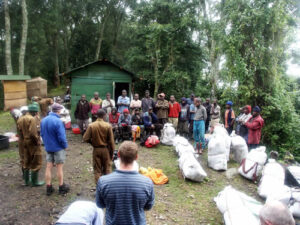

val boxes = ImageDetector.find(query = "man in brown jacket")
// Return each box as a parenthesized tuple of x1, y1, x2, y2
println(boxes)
(83, 109, 115, 184)
(155, 93, 169, 125)
(17, 104, 45, 186)
(38, 98, 54, 118)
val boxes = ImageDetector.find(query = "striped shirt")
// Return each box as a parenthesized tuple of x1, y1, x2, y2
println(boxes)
(96, 170, 155, 225)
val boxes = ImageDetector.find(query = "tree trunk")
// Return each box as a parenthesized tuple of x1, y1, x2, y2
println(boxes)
(94, 16, 108, 61)
(19, 0, 28, 75)
(53, 33, 60, 86)
(4, 0, 13, 75)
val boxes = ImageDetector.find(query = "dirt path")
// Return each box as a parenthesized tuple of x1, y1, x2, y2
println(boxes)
(0, 129, 261, 225)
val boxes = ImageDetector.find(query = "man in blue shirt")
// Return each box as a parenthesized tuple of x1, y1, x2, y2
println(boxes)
(117, 89, 130, 113)
(41, 103, 70, 196)
(96, 141, 155, 225)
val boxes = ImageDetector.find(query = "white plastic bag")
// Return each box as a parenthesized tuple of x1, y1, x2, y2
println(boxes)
(161, 123, 176, 146)
(208, 134, 227, 170)
(238, 146, 267, 181)
(179, 152, 207, 182)
(258, 159, 285, 199)
(213, 125, 231, 161)
(214, 186, 262, 225)
(230, 132, 248, 164)
(289, 188, 300, 218)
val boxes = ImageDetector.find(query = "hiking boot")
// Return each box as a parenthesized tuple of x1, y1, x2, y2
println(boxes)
(24, 169, 31, 186)
(31, 171, 45, 186)
(59, 183, 70, 195)
(46, 185, 55, 196)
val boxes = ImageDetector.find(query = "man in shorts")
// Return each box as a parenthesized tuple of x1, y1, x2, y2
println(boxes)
(41, 103, 70, 196)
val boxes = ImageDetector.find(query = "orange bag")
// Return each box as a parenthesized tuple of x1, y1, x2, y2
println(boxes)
(140, 167, 168, 185)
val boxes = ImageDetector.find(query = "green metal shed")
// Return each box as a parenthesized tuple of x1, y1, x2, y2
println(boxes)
(60, 60, 136, 122)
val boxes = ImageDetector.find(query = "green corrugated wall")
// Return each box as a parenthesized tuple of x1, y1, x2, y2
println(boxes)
(70, 63, 132, 122)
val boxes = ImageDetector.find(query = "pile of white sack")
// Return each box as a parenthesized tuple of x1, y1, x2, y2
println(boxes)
(161, 123, 176, 146)
(173, 136, 207, 182)
(207, 126, 231, 171)
(238, 146, 267, 181)
(214, 186, 263, 225)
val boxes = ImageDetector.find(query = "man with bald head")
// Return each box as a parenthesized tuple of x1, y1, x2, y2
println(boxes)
(259, 201, 295, 225)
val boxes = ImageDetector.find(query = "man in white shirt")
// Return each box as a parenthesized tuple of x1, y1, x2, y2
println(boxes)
(55, 201, 104, 225)
(102, 92, 115, 114)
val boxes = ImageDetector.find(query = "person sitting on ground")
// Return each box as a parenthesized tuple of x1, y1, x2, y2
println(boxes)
(243, 106, 264, 150)
(130, 93, 142, 114)
(193, 98, 207, 154)
(74, 94, 90, 135)
(118, 108, 132, 141)
(55, 201, 104, 225)
(109, 107, 120, 143)
(102, 92, 115, 114)
(224, 101, 235, 135)
(143, 107, 162, 138)
(131, 109, 144, 141)
(41, 103, 69, 196)
(90, 92, 102, 122)
(210, 99, 221, 132)
(117, 89, 130, 114)
(155, 93, 169, 125)
(168, 95, 181, 130)
(178, 97, 190, 138)
(141, 90, 155, 113)
(259, 200, 295, 225)
(236, 105, 252, 142)
(96, 141, 155, 225)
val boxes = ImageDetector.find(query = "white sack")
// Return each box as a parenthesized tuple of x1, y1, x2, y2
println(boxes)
(161, 123, 176, 146)
(288, 166, 300, 185)
(230, 132, 248, 164)
(238, 146, 267, 181)
(213, 125, 231, 161)
(208, 134, 227, 170)
(258, 159, 285, 199)
(289, 189, 300, 218)
(173, 136, 195, 157)
(214, 186, 262, 225)
(179, 152, 207, 182)
(114, 159, 139, 172)
(265, 185, 292, 205)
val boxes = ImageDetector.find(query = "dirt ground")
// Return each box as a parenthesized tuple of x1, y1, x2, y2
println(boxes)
(0, 127, 263, 225)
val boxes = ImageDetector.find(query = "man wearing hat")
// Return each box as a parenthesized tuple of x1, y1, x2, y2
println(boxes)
(41, 103, 69, 196)
(17, 104, 44, 187)
(83, 109, 115, 183)
(244, 106, 264, 150)
(168, 95, 181, 129)
(178, 97, 190, 138)
(155, 93, 169, 125)
(224, 101, 235, 135)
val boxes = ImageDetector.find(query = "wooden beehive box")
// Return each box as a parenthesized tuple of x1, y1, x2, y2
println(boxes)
(26, 77, 47, 99)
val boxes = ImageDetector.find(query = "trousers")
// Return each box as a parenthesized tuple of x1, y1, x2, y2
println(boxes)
(19, 138, 25, 169)
(23, 139, 43, 171)
(168, 118, 178, 129)
(77, 119, 89, 134)
(93, 147, 112, 183)
(193, 120, 205, 148)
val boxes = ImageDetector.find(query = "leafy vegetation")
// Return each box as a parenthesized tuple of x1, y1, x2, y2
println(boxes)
(0, 0, 299, 157)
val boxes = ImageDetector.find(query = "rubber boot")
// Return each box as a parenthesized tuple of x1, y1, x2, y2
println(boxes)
(24, 169, 31, 186)
(31, 171, 45, 186)
(22, 168, 25, 180)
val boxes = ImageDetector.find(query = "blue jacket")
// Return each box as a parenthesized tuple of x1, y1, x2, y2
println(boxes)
(41, 112, 68, 152)
(143, 112, 158, 128)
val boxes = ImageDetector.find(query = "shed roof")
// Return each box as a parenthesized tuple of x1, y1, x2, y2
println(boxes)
(26, 76, 47, 82)
(60, 59, 136, 78)
(0, 75, 31, 81)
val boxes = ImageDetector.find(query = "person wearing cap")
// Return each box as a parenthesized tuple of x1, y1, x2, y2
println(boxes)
(203, 98, 211, 133)
(102, 92, 115, 114)
(178, 97, 190, 138)
(83, 109, 115, 183)
(130, 93, 142, 114)
(143, 107, 162, 137)
(168, 95, 181, 129)
(224, 101, 235, 135)
(141, 90, 155, 113)
(17, 104, 45, 187)
(210, 99, 221, 132)
(118, 108, 132, 141)
(109, 107, 121, 143)
(155, 93, 169, 125)
(186, 93, 195, 105)
(41, 103, 69, 196)
(193, 98, 207, 154)
(90, 92, 103, 122)
(243, 106, 264, 150)
(236, 105, 252, 142)
(117, 90, 130, 114)
(74, 94, 90, 135)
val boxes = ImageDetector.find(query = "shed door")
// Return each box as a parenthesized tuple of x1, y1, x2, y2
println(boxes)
(114, 82, 130, 103)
